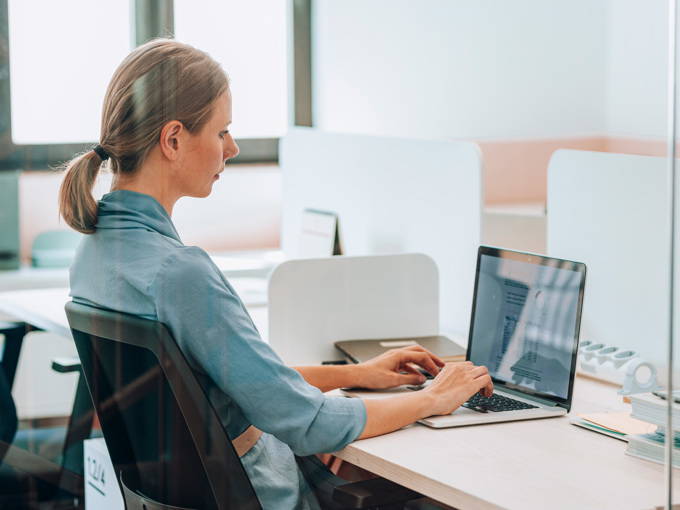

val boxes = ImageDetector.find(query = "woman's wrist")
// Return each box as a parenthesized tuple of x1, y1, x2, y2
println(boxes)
(412, 389, 438, 420)
(346, 362, 367, 388)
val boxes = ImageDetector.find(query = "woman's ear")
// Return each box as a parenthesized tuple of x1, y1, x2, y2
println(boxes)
(159, 121, 184, 161)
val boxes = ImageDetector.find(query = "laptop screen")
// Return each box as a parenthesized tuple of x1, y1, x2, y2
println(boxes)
(467, 246, 586, 407)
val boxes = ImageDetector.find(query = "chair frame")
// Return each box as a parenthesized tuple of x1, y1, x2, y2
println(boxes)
(65, 301, 261, 510)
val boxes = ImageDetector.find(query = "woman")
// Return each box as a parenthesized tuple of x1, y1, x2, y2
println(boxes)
(58, 38, 492, 510)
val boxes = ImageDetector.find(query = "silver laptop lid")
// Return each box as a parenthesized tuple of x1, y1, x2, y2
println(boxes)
(467, 246, 587, 411)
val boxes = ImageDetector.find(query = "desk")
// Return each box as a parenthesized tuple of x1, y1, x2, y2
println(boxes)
(0, 250, 282, 293)
(334, 375, 675, 510)
(1, 289, 677, 509)
(0, 288, 72, 339)
(0, 281, 270, 342)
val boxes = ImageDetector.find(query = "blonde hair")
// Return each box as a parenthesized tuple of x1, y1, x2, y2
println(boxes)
(59, 39, 230, 234)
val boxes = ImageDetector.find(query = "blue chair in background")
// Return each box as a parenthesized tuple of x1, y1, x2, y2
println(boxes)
(31, 230, 82, 269)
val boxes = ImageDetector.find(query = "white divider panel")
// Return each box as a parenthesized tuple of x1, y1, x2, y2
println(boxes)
(547, 149, 674, 383)
(279, 128, 482, 337)
(268, 253, 439, 366)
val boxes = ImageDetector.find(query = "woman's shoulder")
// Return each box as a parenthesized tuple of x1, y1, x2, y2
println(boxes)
(154, 244, 224, 283)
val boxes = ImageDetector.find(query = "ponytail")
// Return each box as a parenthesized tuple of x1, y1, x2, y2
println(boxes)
(58, 39, 229, 235)
(58, 150, 104, 234)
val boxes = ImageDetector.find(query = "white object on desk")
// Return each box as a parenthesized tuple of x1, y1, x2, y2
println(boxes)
(547, 149, 674, 385)
(268, 253, 439, 366)
(280, 128, 482, 339)
(617, 358, 662, 395)
(298, 209, 341, 258)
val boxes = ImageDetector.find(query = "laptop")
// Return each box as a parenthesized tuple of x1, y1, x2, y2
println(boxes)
(335, 335, 466, 364)
(342, 246, 587, 428)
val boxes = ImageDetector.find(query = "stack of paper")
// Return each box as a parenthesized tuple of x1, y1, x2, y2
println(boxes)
(569, 412, 653, 441)
(627, 431, 680, 467)
(629, 391, 680, 428)
(626, 392, 680, 467)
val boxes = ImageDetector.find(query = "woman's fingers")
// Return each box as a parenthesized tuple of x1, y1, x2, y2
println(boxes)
(478, 378, 494, 397)
(424, 362, 494, 415)
(395, 345, 446, 367)
(394, 367, 427, 386)
(393, 350, 443, 378)
(398, 364, 423, 377)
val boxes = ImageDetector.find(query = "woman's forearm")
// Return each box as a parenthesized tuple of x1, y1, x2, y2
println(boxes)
(293, 364, 362, 393)
(293, 345, 443, 393)
(359, 363, 493, 439)
(359, 392, 435, 439)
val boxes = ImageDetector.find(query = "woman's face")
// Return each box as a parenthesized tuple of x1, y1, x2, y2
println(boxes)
(178, 89, 239, 198)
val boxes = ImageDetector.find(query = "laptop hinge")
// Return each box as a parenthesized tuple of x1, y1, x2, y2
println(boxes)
(499, 386, 561, 408)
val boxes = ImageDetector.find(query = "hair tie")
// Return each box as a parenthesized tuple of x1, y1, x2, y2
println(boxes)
(93, 145, 109, 161)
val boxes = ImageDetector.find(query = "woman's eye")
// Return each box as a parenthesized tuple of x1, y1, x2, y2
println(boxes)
(219, 130, 229, 139)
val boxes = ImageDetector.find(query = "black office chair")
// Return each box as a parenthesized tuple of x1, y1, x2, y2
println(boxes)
(65, 301, 422, 510)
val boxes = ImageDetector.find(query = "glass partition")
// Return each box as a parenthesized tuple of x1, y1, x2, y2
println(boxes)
(0, 1, 678, 508)
(312, 0, 674, 506)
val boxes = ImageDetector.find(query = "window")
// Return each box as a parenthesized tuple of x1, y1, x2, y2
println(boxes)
(8, 0, 131, 145)
(0, 0, 300, 169)
(174, 0, 289, 140)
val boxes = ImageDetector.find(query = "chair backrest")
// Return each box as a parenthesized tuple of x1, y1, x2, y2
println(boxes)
(65, 301, 261, 510)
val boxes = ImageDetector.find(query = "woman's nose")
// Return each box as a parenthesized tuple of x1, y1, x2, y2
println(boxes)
(225, 136, 239, 160)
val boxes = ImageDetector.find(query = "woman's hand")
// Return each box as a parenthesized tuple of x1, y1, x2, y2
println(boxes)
(353, 345, 446, 389)
(422, 361, 493, 416)
(358, 360, 493, 439)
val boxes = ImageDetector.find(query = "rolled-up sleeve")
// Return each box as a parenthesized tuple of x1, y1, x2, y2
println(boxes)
(150, 247, 366, 456)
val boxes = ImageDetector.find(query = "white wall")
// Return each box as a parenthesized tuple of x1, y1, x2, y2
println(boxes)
(313, 0, 609, 139)
(313, 0, 671, 141)
(604, 0, 668, 138)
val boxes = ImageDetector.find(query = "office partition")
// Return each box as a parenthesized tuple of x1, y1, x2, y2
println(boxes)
(268, 254, 439, 366)
(547, 149, 675, 384)
(279, 128, 482, 338)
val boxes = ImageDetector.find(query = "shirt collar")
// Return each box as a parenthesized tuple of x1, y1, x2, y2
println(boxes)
(96, 190, 182, 243)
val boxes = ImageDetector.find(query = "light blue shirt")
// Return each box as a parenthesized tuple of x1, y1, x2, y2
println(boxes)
(69, 190, 367, 510)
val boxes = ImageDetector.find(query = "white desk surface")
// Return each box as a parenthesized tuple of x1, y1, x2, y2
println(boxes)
(0, 266, 70, 292)
(210, 250, 283, 279)
(334, 375, 675, 510)
(0, 279, 269, 341)
(2, 286, 676, 509)
(0, 250, 282, 293)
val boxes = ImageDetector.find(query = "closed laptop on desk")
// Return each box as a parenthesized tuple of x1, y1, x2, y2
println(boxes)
(335, 335, 466, 364)
(343, 246, 587, 429)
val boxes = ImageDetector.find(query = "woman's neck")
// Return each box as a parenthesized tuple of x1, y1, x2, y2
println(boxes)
(110, 158, 180, 217)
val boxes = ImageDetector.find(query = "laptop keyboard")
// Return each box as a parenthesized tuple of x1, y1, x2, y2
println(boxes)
(406, 386, 539, 413)
(462, 393, 538, 413)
